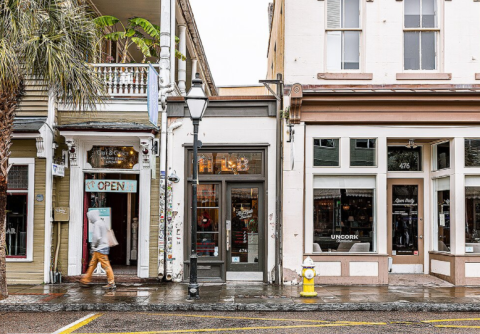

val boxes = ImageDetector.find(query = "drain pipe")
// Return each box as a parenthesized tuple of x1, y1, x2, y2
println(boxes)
(164, 121, 183, 281)
(158, 0, 174, 281)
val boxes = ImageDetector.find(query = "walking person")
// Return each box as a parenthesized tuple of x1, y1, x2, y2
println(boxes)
(80, 210, 116, 290)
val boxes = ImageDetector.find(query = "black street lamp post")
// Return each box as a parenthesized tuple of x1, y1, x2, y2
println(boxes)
(186, 73, 208, 300)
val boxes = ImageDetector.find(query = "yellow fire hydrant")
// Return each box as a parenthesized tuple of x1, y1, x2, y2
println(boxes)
(300, 257, 317, 297)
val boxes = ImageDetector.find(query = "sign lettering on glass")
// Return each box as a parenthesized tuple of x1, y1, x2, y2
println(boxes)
(85, 180, 137, 193)
(87, 146, 138, 169)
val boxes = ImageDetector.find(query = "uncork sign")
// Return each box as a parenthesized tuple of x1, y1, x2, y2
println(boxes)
(85, 179, 137, 193)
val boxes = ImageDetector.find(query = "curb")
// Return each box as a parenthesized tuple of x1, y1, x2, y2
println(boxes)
(3, 302, 480, 312)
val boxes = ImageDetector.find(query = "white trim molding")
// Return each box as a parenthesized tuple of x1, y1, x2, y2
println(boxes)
(6, 158, 35, 263)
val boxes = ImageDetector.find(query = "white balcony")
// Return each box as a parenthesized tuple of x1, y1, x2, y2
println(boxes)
(93, 63, 162, 98)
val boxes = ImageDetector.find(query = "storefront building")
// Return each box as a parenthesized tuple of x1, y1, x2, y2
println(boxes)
(166, 96, 278, 282)
(283, 86, 480, 285)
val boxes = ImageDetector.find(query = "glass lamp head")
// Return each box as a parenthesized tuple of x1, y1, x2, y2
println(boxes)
(186, 73, 208, 121)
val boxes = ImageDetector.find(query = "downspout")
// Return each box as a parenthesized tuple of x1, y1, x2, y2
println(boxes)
(158, 0, 174, 280)
(165, 121, 183, 281)
(43, 90, 55, 283)
(275, 73, 284, 285)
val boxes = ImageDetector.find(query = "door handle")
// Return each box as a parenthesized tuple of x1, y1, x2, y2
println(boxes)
(419, 235, 423, 239)
(226, 220, 231, 251)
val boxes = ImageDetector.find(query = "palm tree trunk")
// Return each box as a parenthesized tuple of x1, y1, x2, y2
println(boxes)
(0, 89, 21, 300)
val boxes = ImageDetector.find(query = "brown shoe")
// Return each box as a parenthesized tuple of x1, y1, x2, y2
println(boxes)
(79, 282, 90, 288)
(102, 284, 117, 290)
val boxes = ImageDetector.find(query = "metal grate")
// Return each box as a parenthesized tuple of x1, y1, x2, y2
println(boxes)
(8, 165, 28, 190)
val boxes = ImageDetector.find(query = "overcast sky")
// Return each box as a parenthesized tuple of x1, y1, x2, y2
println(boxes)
(189, 0, 271, 86)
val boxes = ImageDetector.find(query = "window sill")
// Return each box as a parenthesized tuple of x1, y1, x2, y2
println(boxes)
(396, 73, 452, 80)
(6, 258, 32, 263)
(317, 73, 373, 80)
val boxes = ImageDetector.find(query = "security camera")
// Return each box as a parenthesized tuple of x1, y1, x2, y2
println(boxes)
(168, 172, 180, 183)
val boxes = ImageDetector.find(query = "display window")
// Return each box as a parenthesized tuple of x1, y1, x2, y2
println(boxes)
(465, 187, 480, 253)
(313, 188, 374, 253)
(434, 177, 450, 252)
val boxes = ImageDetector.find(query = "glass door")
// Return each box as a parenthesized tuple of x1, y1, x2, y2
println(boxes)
(226, 183, 264, 272)
(387, 179, 424, 267)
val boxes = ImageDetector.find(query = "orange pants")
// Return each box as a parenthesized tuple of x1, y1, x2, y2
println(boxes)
(80, 252, 115, 285)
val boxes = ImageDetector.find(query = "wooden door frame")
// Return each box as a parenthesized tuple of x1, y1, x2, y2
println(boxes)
(387, 178, 424, 266)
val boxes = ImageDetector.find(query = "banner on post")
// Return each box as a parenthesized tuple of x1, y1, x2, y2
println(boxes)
(147, 64, 159, 126)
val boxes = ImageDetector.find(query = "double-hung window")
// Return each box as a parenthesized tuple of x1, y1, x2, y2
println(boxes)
(404, 0, 439, 70)
(326, 0, 361, 71)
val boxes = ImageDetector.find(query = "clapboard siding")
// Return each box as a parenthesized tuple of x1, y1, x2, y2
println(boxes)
(149, 157, 160, 278)
(7, 140, 46, 284)
(16, 80, 49, 117)
(50, 138, 70, 276)
(58, 110, 151, 125)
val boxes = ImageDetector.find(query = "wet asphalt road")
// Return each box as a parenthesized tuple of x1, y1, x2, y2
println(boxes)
(2, 311, 480, 333)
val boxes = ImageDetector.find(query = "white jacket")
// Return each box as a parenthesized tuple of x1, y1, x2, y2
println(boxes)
(87, 210, 109, 251)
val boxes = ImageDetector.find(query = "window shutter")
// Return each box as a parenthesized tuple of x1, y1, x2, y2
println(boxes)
(327, 0, 341, 29)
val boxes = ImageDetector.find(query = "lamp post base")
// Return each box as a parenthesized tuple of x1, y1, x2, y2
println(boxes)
(187, 283, 200, 300)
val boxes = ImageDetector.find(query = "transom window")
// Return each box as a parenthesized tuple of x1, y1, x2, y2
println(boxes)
(404, 0, 438, 70)
(314, 139, 340, 167)
(326, 0, 361, 71)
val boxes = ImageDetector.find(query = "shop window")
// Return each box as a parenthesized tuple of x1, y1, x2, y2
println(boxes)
(313, 189, 374, 253)
(432, 141, 450, 171)
(326, 0, 361, 71)
(197, 184, 220, 257)
(465, 139, 480, 167)
(388, 146, 422, 172)
(350, 139, 376, 167)
(6, 165, 29, 258)
(434, 178, 450, 252)
(190, 151, 263, 175)
(404, 0, 438, 70)
(314, 139, 339, 167)
(465, 187, 480, 253)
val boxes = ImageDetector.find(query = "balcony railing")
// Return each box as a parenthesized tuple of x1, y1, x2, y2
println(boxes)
(92, 63, 161, 97)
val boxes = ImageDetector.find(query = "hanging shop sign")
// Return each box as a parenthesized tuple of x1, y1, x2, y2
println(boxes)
(87, 146, 138, 169)
(52, 163, 65, 177)
(85, 179, 137, 193)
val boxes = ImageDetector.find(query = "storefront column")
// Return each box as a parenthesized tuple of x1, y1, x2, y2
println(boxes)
(376, 137, 388, 254)
(138, 138, 152, 278)
(66, 138, 83, 276)
(451, 137, 466, 255)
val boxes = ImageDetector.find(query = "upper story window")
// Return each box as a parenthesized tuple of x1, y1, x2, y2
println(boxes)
(314, 139, 340, 167)
(404, 0, 438, 70)
(326, 0, 361, 71)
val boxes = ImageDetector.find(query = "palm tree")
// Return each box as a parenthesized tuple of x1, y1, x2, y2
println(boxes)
(0, 0, 105, 300)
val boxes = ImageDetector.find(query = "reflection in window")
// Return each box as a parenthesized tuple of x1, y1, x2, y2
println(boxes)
(436, 189, 450, 252)
(404, 0, 437, 70)
(313, 189, 374, 253)
(326, 0, 361, 70)
(465, 139, 480, 167)
(196, 184, 219, 257)
(465, 187, 480, 253)
(192, 152, 262, 175)
(350, 139, 376, 166)
(433, 141, 450, 170)
(392, 185, 419, 256)
(6, 194, 27, 257)
(314, 139, 339, 167)
(388, 146, 422, 171)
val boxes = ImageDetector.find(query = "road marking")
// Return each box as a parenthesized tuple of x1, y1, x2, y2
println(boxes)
(53, 313, 103, 334)
(435, 325, 480, 329)
(423, 317, 480, 323)
(75, 323, 364, 334)
(142, 313, 330, 323)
